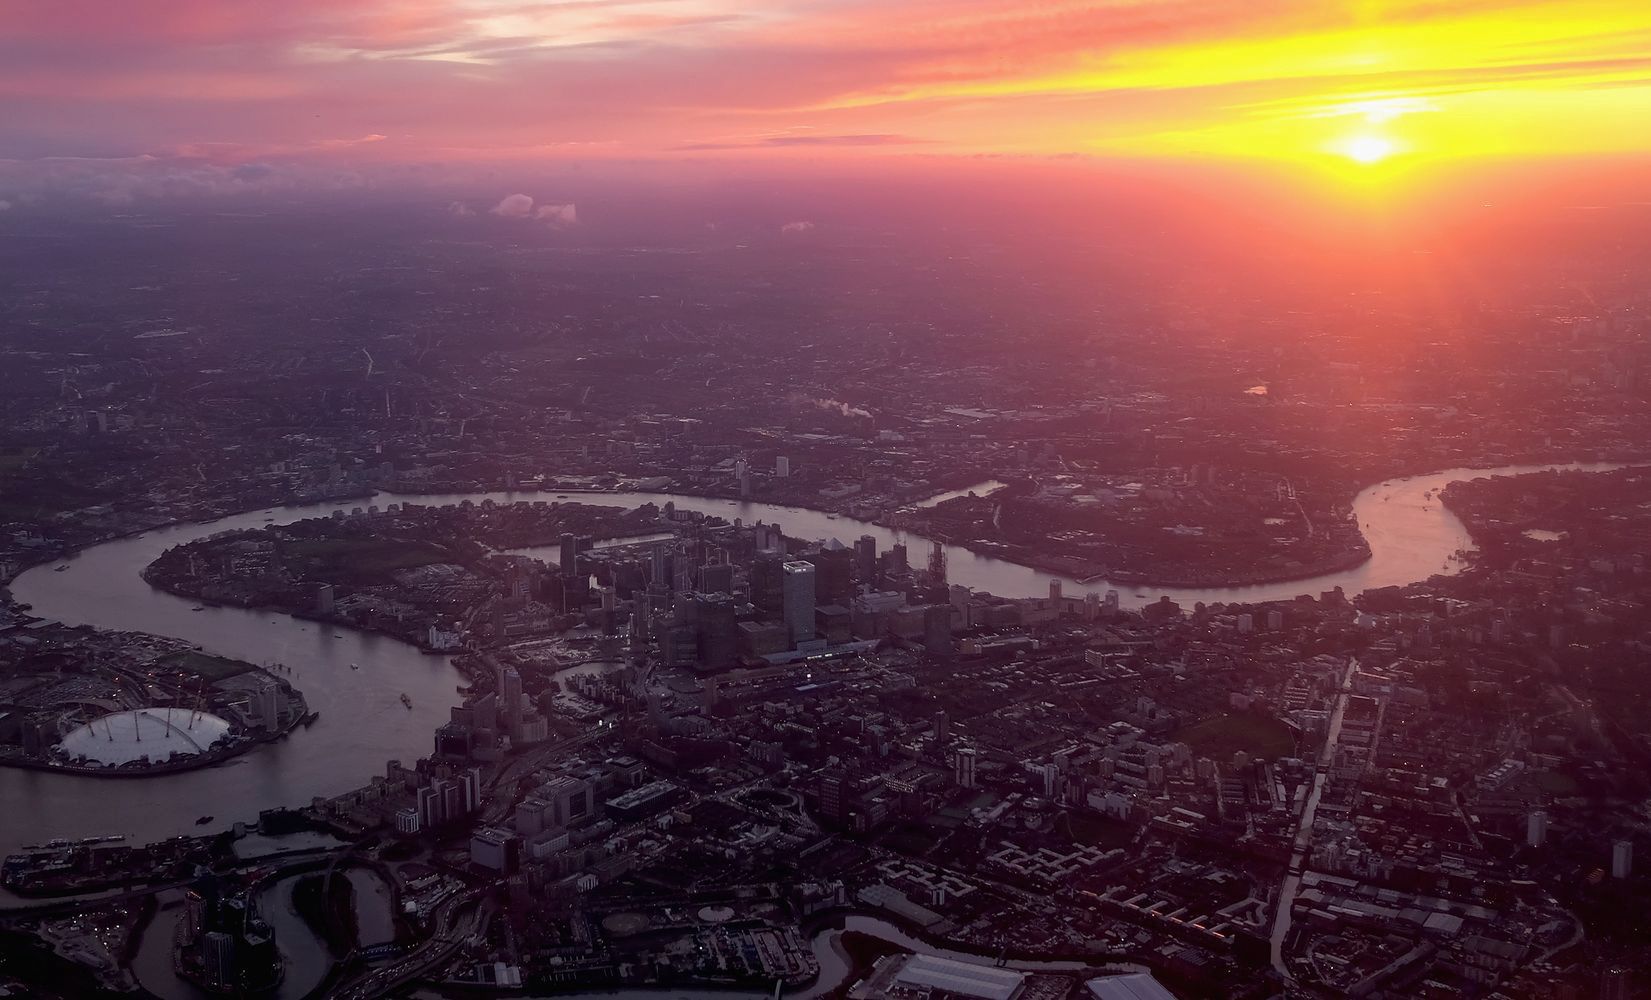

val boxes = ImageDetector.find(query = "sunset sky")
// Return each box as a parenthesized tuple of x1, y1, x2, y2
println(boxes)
(2, 0, 1650, 200)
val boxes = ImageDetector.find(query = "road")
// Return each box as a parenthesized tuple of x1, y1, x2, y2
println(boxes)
(1269, 656, 1358, 981)
(0, 844, 353, 920)
(335, 885, 489, 999)
(479, 729, 608, 827)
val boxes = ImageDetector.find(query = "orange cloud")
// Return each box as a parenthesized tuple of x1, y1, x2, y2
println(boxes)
(0, 0, 1644, 168)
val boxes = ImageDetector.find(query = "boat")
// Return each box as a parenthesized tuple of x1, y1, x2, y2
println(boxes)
(195, 816, 212, 825)
(53, 565, 69, 572)
(350, 663, 359, 670)
(400, 693, 412, 709)
(334, 633, 343, 638)
(191, 606, 204, 612)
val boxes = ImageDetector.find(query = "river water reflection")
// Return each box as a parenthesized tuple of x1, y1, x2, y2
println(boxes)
(3, 461, 1637, 858)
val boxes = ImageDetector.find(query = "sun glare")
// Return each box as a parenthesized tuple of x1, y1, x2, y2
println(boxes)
(1340, 134, 1396, 164)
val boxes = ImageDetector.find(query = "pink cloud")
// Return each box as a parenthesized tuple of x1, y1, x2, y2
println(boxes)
(534, 202, 578, 226)
(485, 193, 578, 225)
(490, 192, 536, 217)
(0, 0, 1645, 174)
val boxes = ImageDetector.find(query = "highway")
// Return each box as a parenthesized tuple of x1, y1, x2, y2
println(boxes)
(335, 884, 490, 999)
(1269, 656, 1357, 982)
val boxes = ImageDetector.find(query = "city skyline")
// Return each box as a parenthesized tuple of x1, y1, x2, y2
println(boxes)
(4, 4, 1651, 998)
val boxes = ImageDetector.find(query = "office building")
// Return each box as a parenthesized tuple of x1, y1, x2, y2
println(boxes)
(927, 540, 947, 585)
(692, 592, 739, 671)
(855, 535, 878, 582)
(851, 953, 1025, 1000)
(783, 560, 817, 645)
(498, 664, 523, 735)
(807, 545, 855, 605)
(923, 604, 953, 656)
(470, 826, 519, 873)
(698, 561, 734, 594)
(750, 552, 785, 616)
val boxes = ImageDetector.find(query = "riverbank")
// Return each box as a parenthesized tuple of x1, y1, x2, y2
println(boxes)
(1079, 544, 1375, 592)
(5, 459, 1646, 863)
(292, 870, 359, 955)
(0, 699, 313, 780)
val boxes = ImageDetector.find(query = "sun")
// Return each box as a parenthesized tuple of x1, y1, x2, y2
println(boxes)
(1339, 134, 1396, 164)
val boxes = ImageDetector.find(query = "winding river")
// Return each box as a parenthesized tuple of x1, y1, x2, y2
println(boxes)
(130, 865, 394, 1000)
(2, 461, 1638, 859)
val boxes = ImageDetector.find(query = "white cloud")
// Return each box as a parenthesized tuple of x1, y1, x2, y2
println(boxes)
(488, 193, 577, 226)
(780, 220, 814, 233)
(447, 200, 474, 216)
(0, 200, 12, 212)
(490, 192, 536, 217)
(534, 202, 578, 227)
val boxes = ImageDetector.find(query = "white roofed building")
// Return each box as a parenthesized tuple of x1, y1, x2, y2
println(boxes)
(1085, 973, 1180, 1000)
(851, 954, 1026, 1000)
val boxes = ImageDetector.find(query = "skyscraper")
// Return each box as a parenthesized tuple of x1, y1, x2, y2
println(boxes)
(692, 592, 738, 671)
(750, 552, 785, 616)
(806, 545, 854, 605)
(782, 560, 816, 645)
(498, 664, 523, 736)
(1526, 810, 1548, 848)
(927, 539, 947, 586)
(699, 561, 735, 594)
(1613, 839, 1634, 878)
(923, 603, 953, 656)
(854, 535, 877, 582)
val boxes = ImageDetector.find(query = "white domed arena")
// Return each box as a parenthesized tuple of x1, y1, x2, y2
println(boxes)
(56, 708, 233, 766)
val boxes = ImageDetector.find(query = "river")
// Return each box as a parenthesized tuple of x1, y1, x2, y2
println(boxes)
(3, 461, 1638, 860)
(131, 873, 333, 1000)
(398, 460, 1638, 607)
(4, 496, 466, 858)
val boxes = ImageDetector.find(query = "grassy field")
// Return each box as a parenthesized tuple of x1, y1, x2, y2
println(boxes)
(1062, 811, 1138, 848)
(161, 650, 256, 681)
(1172, 713, 1297, 760)
(1532, 770, 1579, 796)
(0, 448, 39, 472)
(287, 537, 448, 576)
